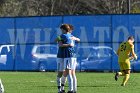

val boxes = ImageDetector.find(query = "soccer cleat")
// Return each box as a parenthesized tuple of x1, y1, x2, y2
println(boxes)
(115, 72, 119, 81)
(121, 83, 125, 87)
(67, 91, 74, 93)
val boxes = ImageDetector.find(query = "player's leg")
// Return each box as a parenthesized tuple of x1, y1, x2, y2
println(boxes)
(121, 61, 131, 86)
(0, 79, 4, 93)
(64, 58, 73, 93)
(61, 70, 67, 93)
(71, 70, 77, 93)
(115, 62, 125, 81)
(57, 58, 64, 93)
(67, 69, 73, 93)
(71, 58, 77, 93)
(118, 71, 125, 76)
(57, 72, 63, 93)
(121, 69, 130, 86)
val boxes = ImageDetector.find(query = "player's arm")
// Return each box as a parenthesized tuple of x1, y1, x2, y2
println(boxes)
(55, 36, 69, 47)
(71, 36, 80, 42)
(131, 45, 137, 60)
(59, 43, 74, 47)
(54, 36, 61, 42)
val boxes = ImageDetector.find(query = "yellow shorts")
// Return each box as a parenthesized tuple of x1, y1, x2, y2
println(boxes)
(119, 61, 131, 71)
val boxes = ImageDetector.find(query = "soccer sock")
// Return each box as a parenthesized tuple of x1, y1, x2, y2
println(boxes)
(122, 74, 130, 85)
(118, 72, 125, 76)
(0, 79, 4, 93)
(57, 77, 61, 92)
(61, 76, 67, 90)
(67, 74, 73, 91)
(72, 75, 77, 92)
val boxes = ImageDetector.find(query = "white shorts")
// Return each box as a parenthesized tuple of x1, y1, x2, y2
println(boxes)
(64, 58, 77, 70)
(57, 58, 64, 71)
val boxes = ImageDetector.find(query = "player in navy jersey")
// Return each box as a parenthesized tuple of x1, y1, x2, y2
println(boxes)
(55, 29, 67, 93)
(59, 24, 80, 93)
(55, 24, 74, 93)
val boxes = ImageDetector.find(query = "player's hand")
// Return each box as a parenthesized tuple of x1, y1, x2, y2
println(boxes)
(70, 36, 80, 42)
(70, 36, 76, 40)
(69, 43, 74, 47)
(58, 42, 63, 47)
(129, 56, 134, 60)
(134, 54, 138, 60)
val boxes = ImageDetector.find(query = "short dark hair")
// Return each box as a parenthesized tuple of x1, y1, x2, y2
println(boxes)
(128, 36, 134, 40)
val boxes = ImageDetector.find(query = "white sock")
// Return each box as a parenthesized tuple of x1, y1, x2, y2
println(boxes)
(67, 74, 73, 91)
(72, 75, 77, 92)
(61, 76, 67, 90)
(57, 77, 61, 92)
(0, 79, 4, 93)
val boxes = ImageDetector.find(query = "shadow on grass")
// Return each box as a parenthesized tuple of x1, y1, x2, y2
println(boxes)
(36, 85, 108, 88)
(77, 85, 108, 87)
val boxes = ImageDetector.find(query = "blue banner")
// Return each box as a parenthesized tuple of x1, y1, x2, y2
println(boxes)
(15, 16, 62, 44)
(63, 15, 111, 43)
(0, 15, 139, 71)
(0, 18, 15, 44)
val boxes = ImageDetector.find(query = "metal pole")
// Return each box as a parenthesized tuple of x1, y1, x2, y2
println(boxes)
(128, 0, 131, 14)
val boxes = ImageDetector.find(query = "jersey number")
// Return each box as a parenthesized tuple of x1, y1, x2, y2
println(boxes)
(121, 43, 126, 51)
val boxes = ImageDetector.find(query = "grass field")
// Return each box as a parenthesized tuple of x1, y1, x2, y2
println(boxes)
(0, 72, 140, 93)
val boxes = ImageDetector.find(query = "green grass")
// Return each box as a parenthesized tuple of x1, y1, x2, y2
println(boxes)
(0, 72, 140, 93)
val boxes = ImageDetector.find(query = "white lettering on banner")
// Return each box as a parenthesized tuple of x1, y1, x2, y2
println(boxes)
(79, 27, 89, 43)
(112, 43, 119, 53)
(93, 27, 110, 55)
(7, 26, 140, 59)
(16, 29, 29, 58)
(94, 27, 110, 42)
(7, 29, 15, 43)
(112, 26, 129, 52)
(34, 28, 41, 43)
(79, 27, 90, 54)
(113, 26, 129, 42)
(16, 29, 29, 44)
(43, 28, 52, 43)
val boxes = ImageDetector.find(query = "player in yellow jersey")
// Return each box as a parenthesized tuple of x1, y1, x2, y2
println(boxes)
(115, 36, 137, 86)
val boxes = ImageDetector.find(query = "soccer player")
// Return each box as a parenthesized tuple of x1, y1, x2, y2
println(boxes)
(59, 24, 80, 93)
(115, 36, 137, 86)
(60, 24, 80, 93)
(56, 24, 79, 93)
(55, 27, 68, 93)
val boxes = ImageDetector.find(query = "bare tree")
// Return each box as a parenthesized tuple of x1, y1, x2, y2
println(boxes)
(131, 0, 140, 13)
(0, 0, 139, 17)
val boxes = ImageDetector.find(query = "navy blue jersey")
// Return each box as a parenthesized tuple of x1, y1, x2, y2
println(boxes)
(61, 33, 76, 58)
(57, 47, 64, 58)
(57, 35, 64, 58)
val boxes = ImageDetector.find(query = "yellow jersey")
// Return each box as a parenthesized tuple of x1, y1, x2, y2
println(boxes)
(118, 41, 134, 62)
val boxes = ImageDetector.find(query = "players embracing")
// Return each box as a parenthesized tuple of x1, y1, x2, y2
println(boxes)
(55, 24, 80, 93)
